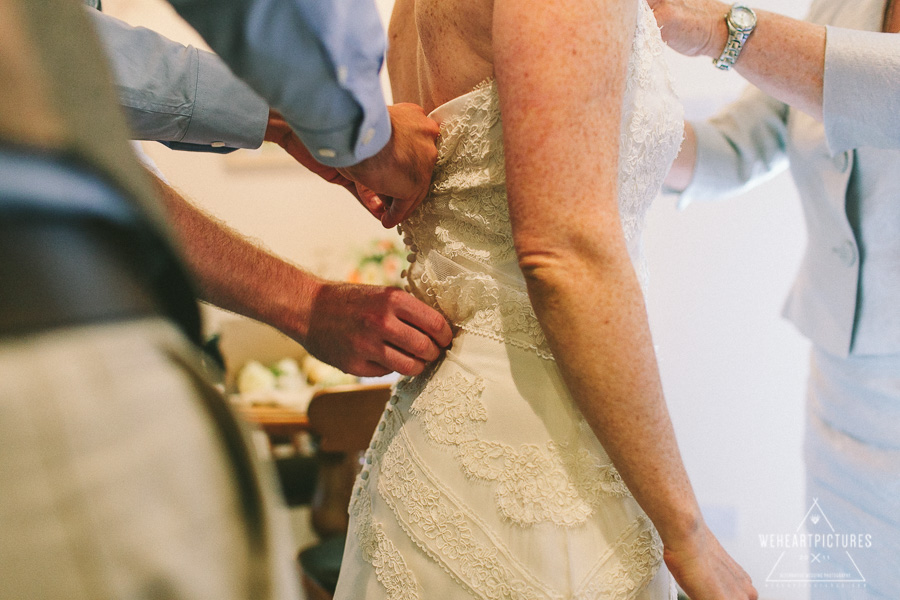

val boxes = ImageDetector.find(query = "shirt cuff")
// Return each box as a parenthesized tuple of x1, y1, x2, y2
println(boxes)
(293, 97, 391, 169)
(823, 26, 900, 154)
(181, 49, 269, 150)
(676, 120, 747, 210)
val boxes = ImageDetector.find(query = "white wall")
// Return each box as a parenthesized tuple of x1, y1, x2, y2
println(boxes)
(103, 2, 814, 597)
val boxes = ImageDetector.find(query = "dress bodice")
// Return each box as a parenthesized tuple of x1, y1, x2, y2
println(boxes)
(401, 0, 683, 359)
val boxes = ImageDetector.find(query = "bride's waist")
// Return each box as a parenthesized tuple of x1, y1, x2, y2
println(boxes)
(406, 250, 554, 360)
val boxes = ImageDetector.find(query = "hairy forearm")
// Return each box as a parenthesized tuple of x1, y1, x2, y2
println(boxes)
(150, 173, 319, 339)
(522, 250, 702, 545)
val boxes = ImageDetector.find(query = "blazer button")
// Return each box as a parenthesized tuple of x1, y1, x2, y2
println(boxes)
(832, 239, 857, 267)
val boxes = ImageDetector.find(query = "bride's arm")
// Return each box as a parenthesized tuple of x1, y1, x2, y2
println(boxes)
(493, 1, 755, 598)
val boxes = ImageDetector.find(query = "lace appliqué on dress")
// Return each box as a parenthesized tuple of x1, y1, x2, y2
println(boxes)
(617, 1, 685, 285)
(378, 425, 562, 600)
(404, 367, 630, 527)
(574, 516, 666, 600)
(349, 485, 419, 600)
(372, 408, 664, 600)
(348, 394, 420, 600)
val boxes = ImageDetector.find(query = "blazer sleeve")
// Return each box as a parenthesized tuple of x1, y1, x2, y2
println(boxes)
(86, 8, 269, 151)
(677, 85, 791, 208)
(166, 0, 391, 168)
(823, 26, 900, 153)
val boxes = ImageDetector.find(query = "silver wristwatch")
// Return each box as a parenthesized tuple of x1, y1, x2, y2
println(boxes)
(713, 4, 757, 70)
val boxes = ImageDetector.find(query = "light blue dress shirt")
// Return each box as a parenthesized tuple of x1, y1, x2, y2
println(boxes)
(87, 9, 270, 152)
(166, 0, 391, 168)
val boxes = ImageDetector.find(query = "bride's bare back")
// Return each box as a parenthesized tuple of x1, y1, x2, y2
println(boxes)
(387, 0, 494, 112)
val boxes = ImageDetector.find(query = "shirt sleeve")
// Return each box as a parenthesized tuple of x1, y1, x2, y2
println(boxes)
(678, 85, 791, 209)
(823, 26, 900, 153)
(166, 0, 391, 168)
(85, 8, 269, 151)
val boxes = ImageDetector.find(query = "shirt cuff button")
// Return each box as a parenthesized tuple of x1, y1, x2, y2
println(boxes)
(317, 148, 337, 158)
(210, 141, 225, 148)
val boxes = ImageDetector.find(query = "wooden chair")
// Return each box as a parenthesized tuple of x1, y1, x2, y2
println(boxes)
(298, 383, 392, 600)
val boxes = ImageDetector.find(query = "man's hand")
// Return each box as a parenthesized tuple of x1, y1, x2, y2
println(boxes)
(265, 111, 386, 215)
(648, 0, 729, 58)
(301, 281, 453, 377)
(338, 103, 440, 228)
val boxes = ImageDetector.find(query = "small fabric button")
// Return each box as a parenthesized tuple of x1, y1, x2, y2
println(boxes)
(361, 127, 376, 146)
(210, 141, 225, 148)
(318, 148, 337, 158)
(337, 65, 349, 84)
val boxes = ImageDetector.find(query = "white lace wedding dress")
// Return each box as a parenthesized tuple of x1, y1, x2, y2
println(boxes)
(333, 2, 684, 599)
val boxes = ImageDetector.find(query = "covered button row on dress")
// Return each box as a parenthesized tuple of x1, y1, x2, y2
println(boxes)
(397, 224, 417, 293)
(356, 392, 401, 494)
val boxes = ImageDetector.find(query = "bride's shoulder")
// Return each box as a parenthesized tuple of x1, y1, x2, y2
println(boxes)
(388, 0, 494, 110)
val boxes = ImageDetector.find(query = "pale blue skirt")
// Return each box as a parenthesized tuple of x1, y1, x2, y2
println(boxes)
(805, 348, 900, 599)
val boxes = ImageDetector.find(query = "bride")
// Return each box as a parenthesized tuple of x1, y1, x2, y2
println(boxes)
(334, 0, 757, 598)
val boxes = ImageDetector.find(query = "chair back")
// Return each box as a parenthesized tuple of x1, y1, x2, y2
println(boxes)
(305, 383, 391, 537)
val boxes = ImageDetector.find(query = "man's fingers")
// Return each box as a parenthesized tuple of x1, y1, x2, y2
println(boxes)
(381, 187, 428, 227)
(381, 198, 411, 228)
(399, 188, 430, 223)
(356, 185, 386, 219)
(383, 321, 443, 363)
(357, 188, 387, 219)
(393, 295, 453, 347)
(375, 344, 427, 376)
(355, 361, 393, 378)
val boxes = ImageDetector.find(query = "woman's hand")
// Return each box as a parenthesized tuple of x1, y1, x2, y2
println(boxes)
(647, 0, 729, 58)
(664, 524, 758, 600)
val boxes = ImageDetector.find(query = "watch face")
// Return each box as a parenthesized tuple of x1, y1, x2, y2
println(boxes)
(731, 6, 757, 30)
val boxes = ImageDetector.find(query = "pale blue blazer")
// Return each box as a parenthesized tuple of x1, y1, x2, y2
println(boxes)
(681, 0, 900, 358)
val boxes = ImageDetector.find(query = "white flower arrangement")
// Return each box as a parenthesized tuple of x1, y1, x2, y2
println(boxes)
(235, 356, 357, 410)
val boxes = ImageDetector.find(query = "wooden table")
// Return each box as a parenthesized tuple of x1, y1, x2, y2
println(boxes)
(237, 404, 310, 446)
